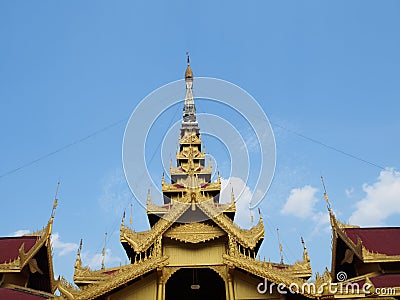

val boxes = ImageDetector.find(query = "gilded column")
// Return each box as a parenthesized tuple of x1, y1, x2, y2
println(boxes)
(157, 269, 163, 300)
(227, 271, 235, 300)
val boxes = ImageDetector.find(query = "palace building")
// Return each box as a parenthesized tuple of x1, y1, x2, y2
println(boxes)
(1, 59, 400, 299)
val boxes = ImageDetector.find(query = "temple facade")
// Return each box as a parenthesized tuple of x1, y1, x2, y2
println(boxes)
(1, 59, 400, 299)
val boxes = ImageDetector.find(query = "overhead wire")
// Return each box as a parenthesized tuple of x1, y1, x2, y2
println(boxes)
(0, 118, 128, 179)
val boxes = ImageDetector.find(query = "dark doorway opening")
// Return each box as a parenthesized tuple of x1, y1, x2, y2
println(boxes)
(165, 268, 226, 300)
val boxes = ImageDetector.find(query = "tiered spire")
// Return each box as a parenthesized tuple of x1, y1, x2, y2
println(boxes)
(182, 53, 198, 132)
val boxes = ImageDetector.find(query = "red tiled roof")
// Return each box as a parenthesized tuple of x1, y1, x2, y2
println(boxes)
(344, 227, 400, 256)
(0, 288, 47, 299)
(102, 269, 118, 275)
(356, 274, 400, 288)
(0, 236, 38, 264)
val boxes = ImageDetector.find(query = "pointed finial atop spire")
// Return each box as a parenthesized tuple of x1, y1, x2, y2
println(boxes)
(78, 239, 83, 254)
(185, 52, 193, 79)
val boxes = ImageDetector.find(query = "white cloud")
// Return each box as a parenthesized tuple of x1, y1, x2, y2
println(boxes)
(51, 233, 79, 256)
(221, 177, 255, 229)
(11, 229, 30, 236)
(349, 169, 400, 226)
(345, 187, 354, 198)
(81, 248, 122, 269)
(310, 211, 330, 236)
(281, 185, 318, 219)
(99, 169, 132, 216)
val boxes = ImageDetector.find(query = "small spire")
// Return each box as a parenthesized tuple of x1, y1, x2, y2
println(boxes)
(75, 239, 83, 269)
(277, 228, 284, 264)
(146, 189, 152, 205)
(301, 237, 310, 263)
(101, 232, 107, 270)
(130, 203, 133, 225)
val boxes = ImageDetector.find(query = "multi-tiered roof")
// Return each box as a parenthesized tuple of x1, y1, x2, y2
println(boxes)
(57, 58, 312, 300)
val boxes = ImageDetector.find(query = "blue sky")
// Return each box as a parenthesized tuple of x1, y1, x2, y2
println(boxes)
(1, 1, 399, 282)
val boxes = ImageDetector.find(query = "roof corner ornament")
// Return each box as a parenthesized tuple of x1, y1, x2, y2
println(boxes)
(51, 181, 60, 219)
(258, 207, 263, 221)
(75, 239, 83, 269)
(121, 210, 126, 226)
(321, 176, 331, 209)
(301, 237, 310, 263)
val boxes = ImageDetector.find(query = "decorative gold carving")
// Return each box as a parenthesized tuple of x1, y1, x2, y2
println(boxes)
(284, 259, 312, 278)
(228, 235, 238, 257)
(222, 254, 310, 293)
(164, 223, 225, 243)
(71, 256, 169, 300)
(28, 258, 43, 274)
(121, 202, 190, 252)
(209, 265, 228, 283)
(362, 246, 400, 263)
(74, 265, 126, 285)
(197, 201, 264, 249)
(179, 133, 201, 145)
(312, 268, 332, 295)
(56, 276, 78, 300)
(161, 266, 180, 283)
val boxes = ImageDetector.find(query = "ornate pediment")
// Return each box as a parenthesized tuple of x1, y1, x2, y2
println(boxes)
(164, 222, 226, 243)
